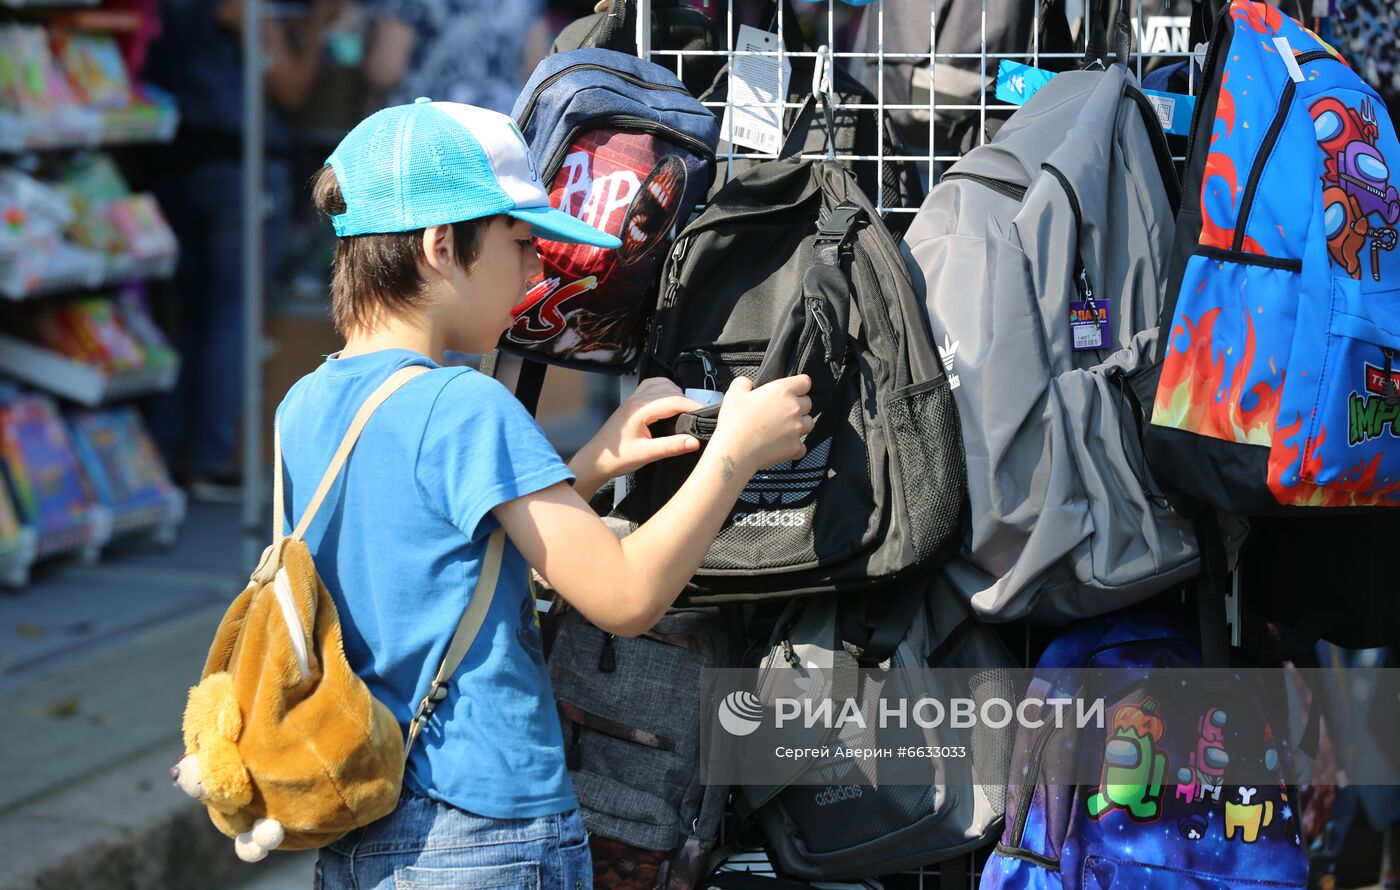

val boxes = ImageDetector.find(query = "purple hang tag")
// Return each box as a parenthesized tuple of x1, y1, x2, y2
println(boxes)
(1070, 300, 1111, 351)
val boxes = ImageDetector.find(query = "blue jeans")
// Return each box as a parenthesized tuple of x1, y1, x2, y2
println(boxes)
(316, 790, 593, 889)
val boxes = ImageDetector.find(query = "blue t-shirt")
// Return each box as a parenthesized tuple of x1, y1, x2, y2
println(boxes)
(274, 349, 577, 818)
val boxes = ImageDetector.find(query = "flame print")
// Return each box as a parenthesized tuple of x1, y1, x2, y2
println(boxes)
(1155, 304, 1283, 445)
(1268, 416, 1400, 506)
(1231, 1, 1283, 35)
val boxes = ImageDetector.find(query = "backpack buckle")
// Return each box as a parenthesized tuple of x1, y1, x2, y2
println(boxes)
(413, 681, 451, 723)
(815, 204, 864, 247)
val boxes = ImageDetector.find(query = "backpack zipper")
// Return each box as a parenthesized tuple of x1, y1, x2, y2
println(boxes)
(940, 172, 1028, 201)
(1233, 50, 1340, 252)
(1043, 163, 1098, 321)
(541, 115, 716, 185)
(1011, 723, 1055, 847)
(517, 64, 691, 131)
(647, 236, 692, 370)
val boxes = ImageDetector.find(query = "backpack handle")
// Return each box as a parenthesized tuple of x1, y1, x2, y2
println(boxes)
(273, 365, 431, 543)
(663, 203, 863, 443)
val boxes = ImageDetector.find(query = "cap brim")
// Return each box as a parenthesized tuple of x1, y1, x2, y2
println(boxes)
(510, 206, 622, 248)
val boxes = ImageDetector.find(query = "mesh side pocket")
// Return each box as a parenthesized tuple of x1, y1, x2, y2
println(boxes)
(883, 378, 966, 564)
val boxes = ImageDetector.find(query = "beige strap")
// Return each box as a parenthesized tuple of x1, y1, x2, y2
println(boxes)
(273, 421, 285, 541)
(276, 366, 430, 542)
(406, 527, 507, 755)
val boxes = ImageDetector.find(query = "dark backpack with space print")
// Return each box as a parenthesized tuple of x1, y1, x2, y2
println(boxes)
(615, 158, 966, 602)
(507, 49, 719, 373)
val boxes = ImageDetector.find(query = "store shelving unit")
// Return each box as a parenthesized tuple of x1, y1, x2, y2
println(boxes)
(0, 3, 183, 580)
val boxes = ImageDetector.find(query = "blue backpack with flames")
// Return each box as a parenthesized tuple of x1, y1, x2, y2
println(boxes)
(1144, 0, 1400, 512)
(981, 612, 1309, 890)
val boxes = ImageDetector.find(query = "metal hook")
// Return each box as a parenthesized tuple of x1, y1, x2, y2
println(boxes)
(813, 43, 837, 161)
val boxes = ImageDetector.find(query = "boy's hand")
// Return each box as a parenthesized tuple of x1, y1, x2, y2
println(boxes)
(569, 378, 702, 500)
(709, 375, 814, 475)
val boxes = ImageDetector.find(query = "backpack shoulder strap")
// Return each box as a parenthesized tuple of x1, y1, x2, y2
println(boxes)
(274, 365, 431, 542)
(406, 527, 507, 755)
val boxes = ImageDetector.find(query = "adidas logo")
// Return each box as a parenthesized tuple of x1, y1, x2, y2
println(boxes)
(736, 438, 831, 508)
(942, 336, 961, 390)
(814, 784, 865, 807)
(732, 511, 806, 528)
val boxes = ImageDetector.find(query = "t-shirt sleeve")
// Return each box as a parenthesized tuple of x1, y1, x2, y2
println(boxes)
(415, 370, 575, 542)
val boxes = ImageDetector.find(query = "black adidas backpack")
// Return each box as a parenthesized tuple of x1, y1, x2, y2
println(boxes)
(614, 158, 966, 602)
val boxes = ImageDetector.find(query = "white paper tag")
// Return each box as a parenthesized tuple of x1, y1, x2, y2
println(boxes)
(1147, 93, 1176, 130)
(1193, 41, 1210, 71)
(1273, 37, 1306, 83)
(719, 26, 791, 155)
(684, 387, 725, 407)
(1073, 324, 1105, 350)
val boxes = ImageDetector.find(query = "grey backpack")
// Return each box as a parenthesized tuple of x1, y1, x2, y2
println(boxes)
(741, 581, 1017, 879)
(548, 602, 740, 890)
(904, 65, 1199, 622)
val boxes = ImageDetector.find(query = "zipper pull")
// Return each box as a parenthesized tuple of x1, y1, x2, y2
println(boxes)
(599, 634, 617, 673)
(695, 349, 718, 390)
(807, 299, 836, 367)
(1383, 348, 1399, 407)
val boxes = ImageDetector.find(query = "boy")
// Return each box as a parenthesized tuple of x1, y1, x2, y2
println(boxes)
(278, 98, 813, 888)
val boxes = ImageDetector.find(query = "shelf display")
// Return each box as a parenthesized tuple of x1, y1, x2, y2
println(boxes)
(0, 159, 177, 299)
(0, 290, 179, 405)
(0, 23, 178, 152)
(0, 389, 105, 561)
(67, 405, 183, 544)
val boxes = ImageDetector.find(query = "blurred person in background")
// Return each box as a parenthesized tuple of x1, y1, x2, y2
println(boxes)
(143, 0, 342, 496)
(363, 0, 551, 114)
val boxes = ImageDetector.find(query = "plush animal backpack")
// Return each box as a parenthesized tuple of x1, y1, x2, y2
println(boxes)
(981, 611, 1309, 890)
(173, 367, 506, 861)
(1144, 0, 1400, 512)
(616, 158, 966, 601)
(903, 64, 1198, 623)
(506, 48, 719, 372)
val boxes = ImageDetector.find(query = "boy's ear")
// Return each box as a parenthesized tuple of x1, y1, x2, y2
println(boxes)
(421, 225, 455, 280)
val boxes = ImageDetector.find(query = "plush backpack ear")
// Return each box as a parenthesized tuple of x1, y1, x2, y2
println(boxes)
(182, 672, 253, 812)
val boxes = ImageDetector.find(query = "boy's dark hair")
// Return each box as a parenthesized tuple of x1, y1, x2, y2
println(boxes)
(311, 165, 498, 334)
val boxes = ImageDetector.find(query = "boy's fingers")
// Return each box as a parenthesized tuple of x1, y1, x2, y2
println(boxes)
(636, 377, 684, 397)
(647, 434, 701, 459)
(727, 376, 754, 394)
(786, 374, 812, 395)
(638, 396, 705, 423)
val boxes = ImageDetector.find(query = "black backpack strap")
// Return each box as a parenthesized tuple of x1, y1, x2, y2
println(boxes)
(839, 581, 925, 667)
(479, 349, 549, 416)
(1194, 509, 1232, 669)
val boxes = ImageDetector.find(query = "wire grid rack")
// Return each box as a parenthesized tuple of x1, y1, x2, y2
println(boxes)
(625, 0, 1199, 885)
(640, 0, 1200, 213)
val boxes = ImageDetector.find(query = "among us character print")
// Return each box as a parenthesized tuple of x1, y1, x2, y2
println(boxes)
(506, 131, 707, 369)
(1313, 96, 1400, 280)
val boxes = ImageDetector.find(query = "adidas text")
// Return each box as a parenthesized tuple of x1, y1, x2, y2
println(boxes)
(732, 512, 807, 528)
(815, 784, 865, 807)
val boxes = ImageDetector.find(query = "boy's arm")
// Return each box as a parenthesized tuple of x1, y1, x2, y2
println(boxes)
(495, 375, 813, 636)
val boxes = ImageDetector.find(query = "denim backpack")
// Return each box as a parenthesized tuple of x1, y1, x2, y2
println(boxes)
(981, 612, 1309, 890)
(507, 49, 719, 373)
(1144, 0, 1400, 512)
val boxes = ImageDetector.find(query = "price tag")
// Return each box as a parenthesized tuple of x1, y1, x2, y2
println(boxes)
(1070, 300, 1111, 351)
(684, 387, 725, 407)
(995, 61, 1057, 106)
(1143, 89, 1196, 136)
(719, 26, 791, 154)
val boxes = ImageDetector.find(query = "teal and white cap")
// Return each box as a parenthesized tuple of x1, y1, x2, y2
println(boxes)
(325, 98, 621, 247)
